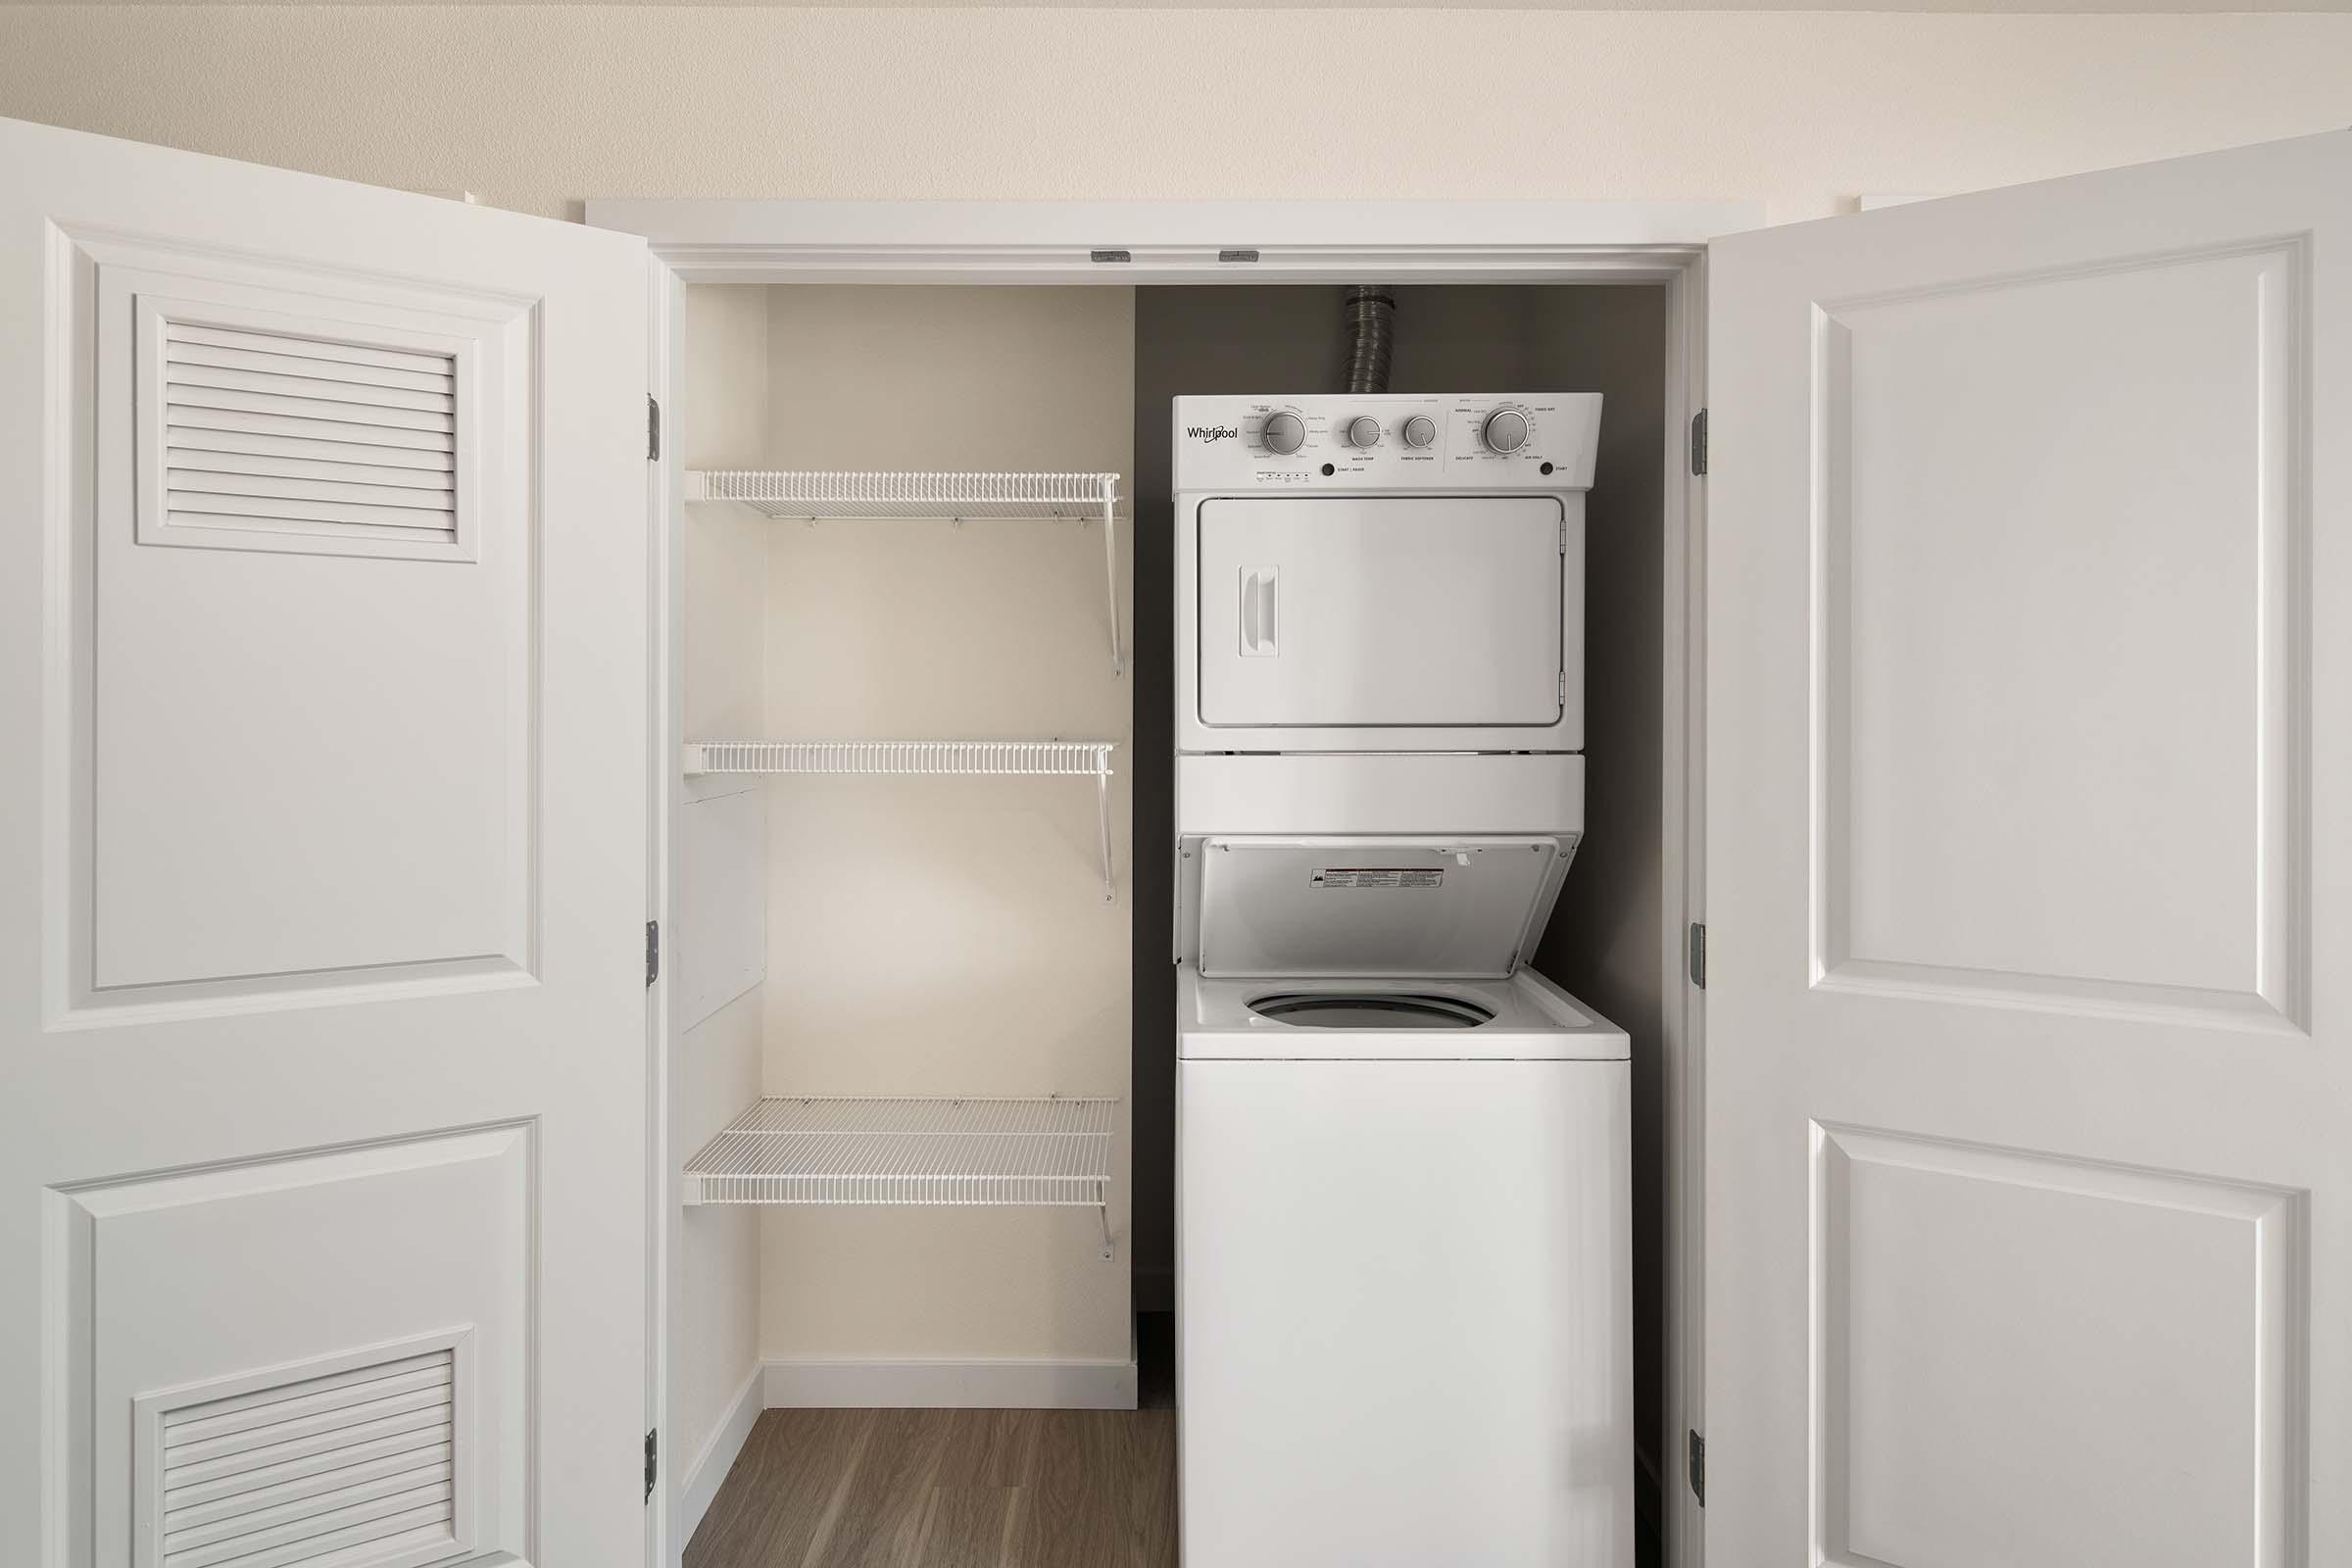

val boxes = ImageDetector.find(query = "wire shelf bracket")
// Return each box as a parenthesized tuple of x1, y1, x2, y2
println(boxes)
(681, 1096, 1118, 1257)
(686, 470, 1125, 675)
(682, 740, 1117, 903)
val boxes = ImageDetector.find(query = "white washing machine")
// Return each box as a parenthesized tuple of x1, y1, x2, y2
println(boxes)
(1172, 393, 1634, 1566)
(1176, 972, 1631, 1567)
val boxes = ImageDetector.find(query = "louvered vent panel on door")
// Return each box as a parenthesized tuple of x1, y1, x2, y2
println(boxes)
(157, 319, 461, 551)
(145, 1345, 466, 1568)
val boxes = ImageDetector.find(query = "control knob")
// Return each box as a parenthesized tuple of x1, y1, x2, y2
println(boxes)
(1400, 415, 1438, 449)
(1482, 408, 1531, 455)
(1344, 416, 1381, 448)
(1261, 411, 1306, 455)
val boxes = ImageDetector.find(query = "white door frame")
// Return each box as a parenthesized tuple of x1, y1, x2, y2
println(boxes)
(597, 197, 1745, 1568)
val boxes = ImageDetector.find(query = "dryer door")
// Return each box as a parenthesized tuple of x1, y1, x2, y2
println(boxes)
(1195, 495, 1569, 728)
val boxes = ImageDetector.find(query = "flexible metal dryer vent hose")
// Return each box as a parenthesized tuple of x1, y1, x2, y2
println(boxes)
(1342, 285, 1396, 395)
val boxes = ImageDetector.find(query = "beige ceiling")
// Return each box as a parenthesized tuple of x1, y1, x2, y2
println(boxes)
(10, 0, 2350, 10)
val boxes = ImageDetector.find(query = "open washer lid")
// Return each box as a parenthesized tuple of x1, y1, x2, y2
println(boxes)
(1192, 835, 1573, 980)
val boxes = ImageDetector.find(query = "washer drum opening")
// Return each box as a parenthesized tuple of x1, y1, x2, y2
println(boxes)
(1247, 992, 1495, 1029)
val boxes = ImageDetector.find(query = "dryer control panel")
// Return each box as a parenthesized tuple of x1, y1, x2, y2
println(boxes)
(1174, 392, 1601, 491)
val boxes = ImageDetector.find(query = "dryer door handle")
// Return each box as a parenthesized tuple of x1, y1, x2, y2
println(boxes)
(1241, 565, 1280, 657)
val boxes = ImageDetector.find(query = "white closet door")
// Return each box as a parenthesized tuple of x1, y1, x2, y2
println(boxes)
(0, 117, 650, 1567)
(1706, 129, 2349, 1568)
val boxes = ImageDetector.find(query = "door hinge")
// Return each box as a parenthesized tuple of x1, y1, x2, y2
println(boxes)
(1688, 1429, 1705, 1506)
(644, 1429, 658, 1502)
(1558, 669, 1568, 705)
(1690, 408, 1708, 476)
(647, 395, 662, 462)
(1688, 922, 1706, 990)
(645, 920, 660, 987)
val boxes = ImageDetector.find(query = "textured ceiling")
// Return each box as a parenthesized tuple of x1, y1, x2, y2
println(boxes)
(11, 0, 2352, 11)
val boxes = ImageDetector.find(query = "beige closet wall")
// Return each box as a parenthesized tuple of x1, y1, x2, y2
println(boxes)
(3, 9, 2352, 224)
(672, 287, 771, 1480)
(672, 283, 1138, 1420)
(753, 287, 1137, 1364)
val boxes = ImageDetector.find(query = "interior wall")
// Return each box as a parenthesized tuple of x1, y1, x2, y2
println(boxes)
(3, 8, 2351, 225)
(1130, 283, 1668, 1455)
(671, 286, 771, 1503)
(753, 286, 1137, 1365)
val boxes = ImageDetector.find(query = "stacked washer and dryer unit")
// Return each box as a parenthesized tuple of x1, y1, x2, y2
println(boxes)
(1172, 392, 1634, 1567)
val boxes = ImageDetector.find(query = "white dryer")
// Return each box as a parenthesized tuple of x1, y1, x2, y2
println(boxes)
(1174, 390, 1599, 754)
(1171, 393, 1633, 1567)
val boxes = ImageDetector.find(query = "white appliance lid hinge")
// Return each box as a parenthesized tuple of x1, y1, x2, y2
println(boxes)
(647, 395, 662, 462)
(1558, 669, 1567, 705)
(644, 1428, 658, 1502)
(1688, 922, 1706, 990)
(1688, 1429, 1705, 1505)
(1690, 408, 1708, 476)
(645, 920, 660, 987)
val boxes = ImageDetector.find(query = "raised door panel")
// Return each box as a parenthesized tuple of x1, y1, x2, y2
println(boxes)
(1814, 1126, 2298, 1568)
(73, 240, 537, 1000)
(1814, 242, 2305, 1028)
(58, 1126, 532, 1568)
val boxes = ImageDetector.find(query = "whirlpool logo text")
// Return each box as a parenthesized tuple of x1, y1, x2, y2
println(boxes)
(1186, 424, 1240, 443)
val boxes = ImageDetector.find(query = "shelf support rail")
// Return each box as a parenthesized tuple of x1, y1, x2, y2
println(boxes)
(1098, 474, 1123, 678)
(1094, 744, 1114, 906)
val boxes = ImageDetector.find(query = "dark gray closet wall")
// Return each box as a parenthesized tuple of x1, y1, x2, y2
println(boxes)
(1131, 281, 1669, 1455)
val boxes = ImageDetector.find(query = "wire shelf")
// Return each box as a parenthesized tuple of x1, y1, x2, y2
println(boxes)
(682, 741, 1117, 901)
(683, 740, 1112, 777)
(682, 1098, 1117, 1251)
(688, 470, 1118, 519)
(685, 470, 1124, 673)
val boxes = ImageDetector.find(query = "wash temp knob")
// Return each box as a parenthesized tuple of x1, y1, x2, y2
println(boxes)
(1345, 416, 1382, 448)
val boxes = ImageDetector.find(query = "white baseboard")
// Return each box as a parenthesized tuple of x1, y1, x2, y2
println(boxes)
(671, 1363, 764, 1563)
(762, 1356, 1139, 1411)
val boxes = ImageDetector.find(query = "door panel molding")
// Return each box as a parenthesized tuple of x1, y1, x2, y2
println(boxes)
(45, 227, 546, 1019)
(46, 1122, 535, 1568)
(1810, 1122, 2305, 1568)
(1805, 236, 2310, 1033)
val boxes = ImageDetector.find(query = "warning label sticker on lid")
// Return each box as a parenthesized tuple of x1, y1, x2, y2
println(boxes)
(1311, 867, 1445, 890)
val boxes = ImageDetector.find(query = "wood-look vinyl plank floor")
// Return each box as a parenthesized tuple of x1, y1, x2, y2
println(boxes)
(690, 1408, 876, 1568)
(686, 1408, 1178, 1568)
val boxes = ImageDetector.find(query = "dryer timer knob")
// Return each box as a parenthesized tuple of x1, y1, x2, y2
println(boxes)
(1261, 412, 1306, 455)
(1482, 408, 1531, 455)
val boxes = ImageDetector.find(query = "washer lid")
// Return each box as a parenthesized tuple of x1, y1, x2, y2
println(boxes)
(1193, 835, 1572, 980)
